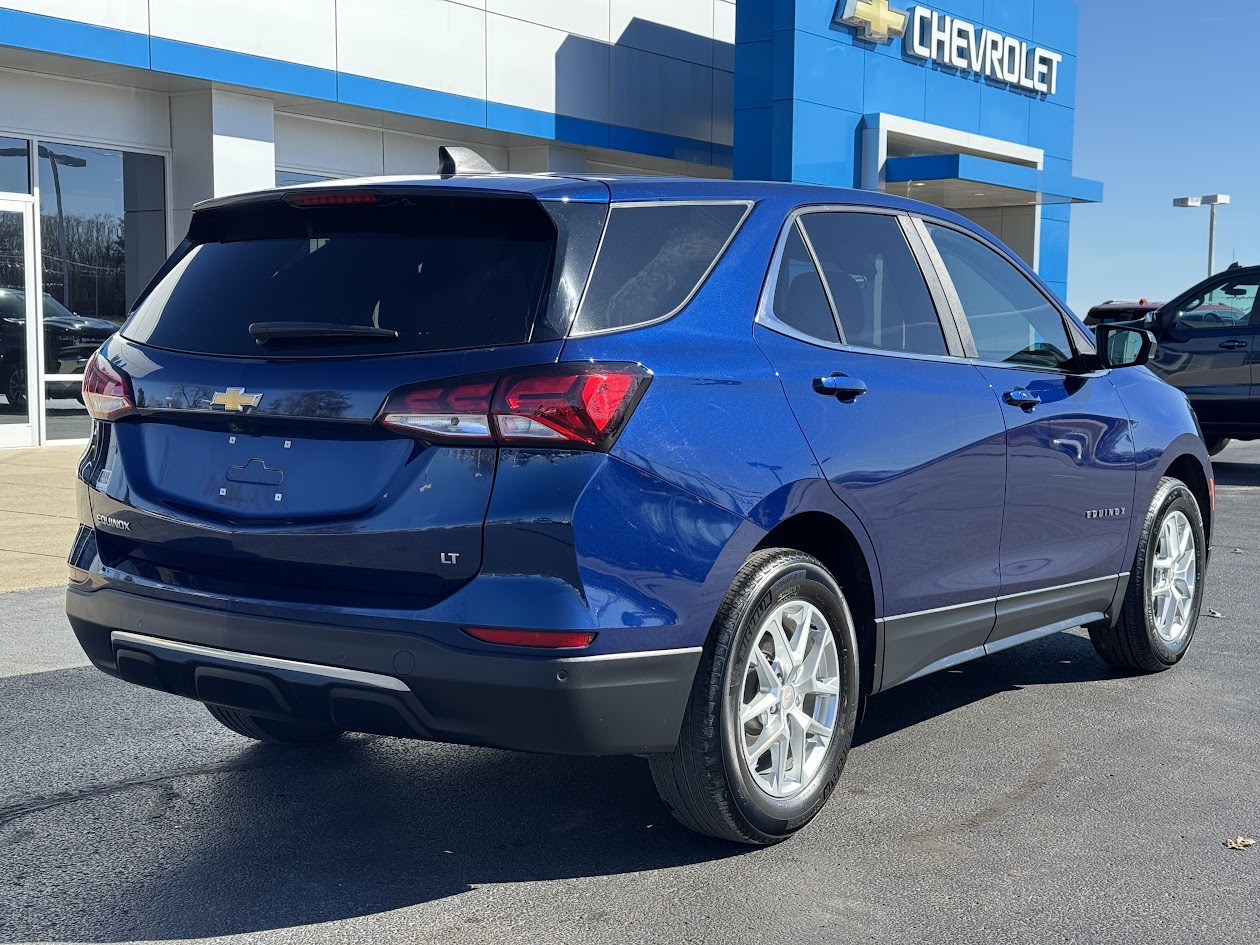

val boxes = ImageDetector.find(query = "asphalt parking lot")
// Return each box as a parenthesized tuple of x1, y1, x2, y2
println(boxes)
(2, 442, 1258, 945)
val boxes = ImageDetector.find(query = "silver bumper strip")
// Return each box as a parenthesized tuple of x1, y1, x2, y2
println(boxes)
(109, 630, 410, 692)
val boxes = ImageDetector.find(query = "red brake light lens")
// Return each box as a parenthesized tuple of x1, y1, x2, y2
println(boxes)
(493, 364, 648, 447)
(462, 627, 597, 649)
(377, 363, 649, 450)
(82, 351, 135, 421)
(379, 377, 496, 441)
(284, 191, 383, 207)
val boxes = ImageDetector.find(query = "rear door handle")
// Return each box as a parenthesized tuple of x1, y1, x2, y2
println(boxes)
(1219, 340, 1248, 350)
(1003, 388, 1042, 410)
(813, 374, 868, 400)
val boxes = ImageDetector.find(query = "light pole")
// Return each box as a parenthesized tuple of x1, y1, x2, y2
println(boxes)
(1173, 194, 1230, 278)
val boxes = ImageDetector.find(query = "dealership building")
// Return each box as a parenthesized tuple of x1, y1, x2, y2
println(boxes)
(0, 0, 1097, 447)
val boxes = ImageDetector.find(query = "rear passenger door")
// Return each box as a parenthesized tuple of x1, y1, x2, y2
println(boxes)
(920, 220, 1136, 649)
(753, 209, 1008, 689)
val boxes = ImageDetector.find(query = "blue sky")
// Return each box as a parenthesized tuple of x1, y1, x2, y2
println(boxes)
(1067, 1, 1260, 312)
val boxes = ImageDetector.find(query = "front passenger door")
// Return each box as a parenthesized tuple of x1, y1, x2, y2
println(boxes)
(1150, 275, 1259, 426)
(922, 222, 1137, 649)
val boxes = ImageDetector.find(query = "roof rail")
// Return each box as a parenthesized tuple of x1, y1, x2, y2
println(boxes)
(437, 146, 499, 178)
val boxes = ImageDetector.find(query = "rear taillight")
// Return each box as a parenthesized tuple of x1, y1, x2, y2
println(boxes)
(82, 351, 135, 421)
(377, 363, 649, 451)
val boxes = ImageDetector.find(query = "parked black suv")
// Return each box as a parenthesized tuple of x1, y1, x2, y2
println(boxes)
(0, 289, 117, 409)
(1098, 266, 1258, 455)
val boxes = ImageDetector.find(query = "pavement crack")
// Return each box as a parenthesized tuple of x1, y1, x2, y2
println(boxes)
(904, 740, 1067, 854)
(0, 757, 280, 829)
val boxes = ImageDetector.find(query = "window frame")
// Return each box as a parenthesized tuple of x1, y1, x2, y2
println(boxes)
(566, 199, 754, 339)
(755, 204, 967, 361)
(910, 215, 1101, 376)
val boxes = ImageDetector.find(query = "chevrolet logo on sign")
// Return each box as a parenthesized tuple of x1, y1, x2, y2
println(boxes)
(211, 388, 263, 412)
(836, 0, 908, 43)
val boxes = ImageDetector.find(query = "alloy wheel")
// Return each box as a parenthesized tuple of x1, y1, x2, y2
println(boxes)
(1150, 509, 1197, 644)
(739, 600, 841, 798)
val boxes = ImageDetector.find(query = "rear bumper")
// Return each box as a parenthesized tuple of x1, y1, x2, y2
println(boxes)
(67, 586, 701, 756)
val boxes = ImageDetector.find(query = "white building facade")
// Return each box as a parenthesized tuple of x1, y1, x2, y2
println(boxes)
(0, 0, 735, 446)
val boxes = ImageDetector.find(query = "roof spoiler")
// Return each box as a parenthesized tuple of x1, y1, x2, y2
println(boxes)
(437, 146, 499, 178)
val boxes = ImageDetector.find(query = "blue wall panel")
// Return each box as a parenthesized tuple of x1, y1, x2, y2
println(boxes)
(735, 0, 1091, 291)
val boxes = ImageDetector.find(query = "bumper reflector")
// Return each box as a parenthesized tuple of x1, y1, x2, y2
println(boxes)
(463, 628, 597, 649)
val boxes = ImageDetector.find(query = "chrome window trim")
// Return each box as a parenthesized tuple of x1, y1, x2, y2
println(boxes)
(754, 204, 964, 361)
(110, 631, 411, 692)
(567, 199, 755, 339)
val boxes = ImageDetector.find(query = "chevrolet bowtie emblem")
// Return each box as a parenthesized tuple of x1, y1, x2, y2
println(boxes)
(837, 0, 908, 44)
(211, 388, 263, 412)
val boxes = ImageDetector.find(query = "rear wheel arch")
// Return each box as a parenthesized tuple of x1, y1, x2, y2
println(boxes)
(753, 512, 880, 698)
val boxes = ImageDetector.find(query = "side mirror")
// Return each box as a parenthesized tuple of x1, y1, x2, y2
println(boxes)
(1097, 325, 1156, 369)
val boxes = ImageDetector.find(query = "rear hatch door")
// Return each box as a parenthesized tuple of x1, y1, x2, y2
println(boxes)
(89, 182, 608, 604)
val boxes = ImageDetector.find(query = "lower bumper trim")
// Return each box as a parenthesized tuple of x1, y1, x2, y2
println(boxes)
(110, 631, 410, 692)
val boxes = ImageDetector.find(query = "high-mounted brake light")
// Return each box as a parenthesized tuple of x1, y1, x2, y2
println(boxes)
(82, 351, 135, 421)
(463, 627, 597, 649)
(376, 363, 649, 450)
(284, 191, 383, 207)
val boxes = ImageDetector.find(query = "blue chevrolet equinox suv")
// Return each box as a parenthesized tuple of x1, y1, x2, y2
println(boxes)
(67, 156, 1213, 844)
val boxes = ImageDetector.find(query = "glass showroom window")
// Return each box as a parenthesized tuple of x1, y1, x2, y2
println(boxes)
(38, 143, 167, 441)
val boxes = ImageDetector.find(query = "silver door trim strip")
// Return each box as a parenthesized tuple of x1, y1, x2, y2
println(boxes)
(110, 631, 411, 692)
(553, 646, 703, 664)
(983, 614, 1104, 657)
(876, 573, 1128, 626)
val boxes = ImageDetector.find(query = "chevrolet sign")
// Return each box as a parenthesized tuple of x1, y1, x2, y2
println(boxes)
(837, 2, 1064, 97)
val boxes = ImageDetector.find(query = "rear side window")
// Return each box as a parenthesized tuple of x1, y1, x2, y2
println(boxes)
(570, 202, 749, 335)
(123, 195, 557, 358)
(771, 223, 839, 343)
(926, 223, 1074, 370)
(801, 212, 948, 357)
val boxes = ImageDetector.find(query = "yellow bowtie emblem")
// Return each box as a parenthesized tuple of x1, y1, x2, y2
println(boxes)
(838, 0, 909, 43)
(211, 388, 263, 412)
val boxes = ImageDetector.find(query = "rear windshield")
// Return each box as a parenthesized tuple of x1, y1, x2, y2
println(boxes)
(123, 195, 557, 358)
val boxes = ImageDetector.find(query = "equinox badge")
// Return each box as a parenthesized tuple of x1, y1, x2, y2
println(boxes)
(211, 388, 263, 412)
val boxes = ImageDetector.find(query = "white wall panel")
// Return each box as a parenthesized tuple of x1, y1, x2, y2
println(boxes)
(0, 69, 169, 150)
(610, 46, 711, 141)
(337, 0, 486, 102)
(0, 0, 149, 34)
(487, 14, 609, 122)
(150, 0, 337, 70)
(713, 0, 735, 72)
(275, 115, 384, 177)
(486, 0, 608, 43)
(610, 0, 714, 66)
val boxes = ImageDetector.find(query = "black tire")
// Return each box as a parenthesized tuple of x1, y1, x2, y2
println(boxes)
(204, 703, 342, 745)
(0, 362, 24, 411)
(1206, 437, 1231, 457)
(649, 548, 860, 845)
(1089, 477, 1206, 673)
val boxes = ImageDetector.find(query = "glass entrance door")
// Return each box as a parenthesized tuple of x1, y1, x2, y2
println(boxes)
(0, 198, 36, 448)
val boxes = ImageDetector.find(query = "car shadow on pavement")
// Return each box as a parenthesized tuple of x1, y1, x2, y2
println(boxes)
(2, 632, 1116, 942)
(855, 630, 1111, 748)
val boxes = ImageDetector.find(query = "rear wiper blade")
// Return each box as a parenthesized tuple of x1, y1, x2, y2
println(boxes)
(249, 321, 399, 345)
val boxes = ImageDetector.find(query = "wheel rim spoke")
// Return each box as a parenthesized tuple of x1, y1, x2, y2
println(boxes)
(741, 692, 777, 725)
